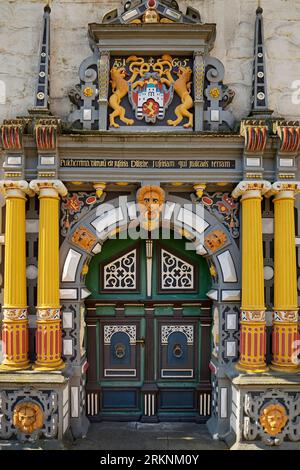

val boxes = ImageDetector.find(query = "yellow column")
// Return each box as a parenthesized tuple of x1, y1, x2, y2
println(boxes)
(271, 182, 300, 372)
(232, 181, 271, 373)
(29, 180, 67, 371)
(0, 181, 32, 370)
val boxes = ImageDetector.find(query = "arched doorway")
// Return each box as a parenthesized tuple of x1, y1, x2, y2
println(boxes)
(59, 194, 241, 429)
(85, 234, 212, 421)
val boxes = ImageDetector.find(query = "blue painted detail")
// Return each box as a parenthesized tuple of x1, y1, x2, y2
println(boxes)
(102, 390, 138, 409)
(110, 332, 130, 365)
(167, 332, 188, 366)
(159, 390, 194, 409)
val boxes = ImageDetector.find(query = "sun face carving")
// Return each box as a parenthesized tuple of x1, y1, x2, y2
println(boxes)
(13, 402, 44, 434)
(137, 185, 165, 231)
(259, 403, 288, 436)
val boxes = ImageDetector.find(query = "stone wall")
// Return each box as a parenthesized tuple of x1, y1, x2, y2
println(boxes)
(0, 0, 299, 123)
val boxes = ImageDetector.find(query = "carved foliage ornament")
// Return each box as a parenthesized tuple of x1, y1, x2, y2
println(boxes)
(108, 55, 194, 129)
(13, 402, 44, 434)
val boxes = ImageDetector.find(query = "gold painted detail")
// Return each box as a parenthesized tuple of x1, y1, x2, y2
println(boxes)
(13, 402, 44, 434)
(98, 51, 110, 101)
(273, 310, 298, 323)
(241, 310, 266, 322)
(137, 185, 165, 231)
(204, 230, 227, 253)
(4, 172, 22, 178)
(209, 87, 221, 99)
(259, 403, 288, 436)
(38, 172, 56, 178)
(83, 86, 94, 97)
(72, 225, 97, 252)
(36, 308, 60, 321)
(93, 182, 106, 198)
(193, 183, 206, 198)
(194, 52, 205, 101)
(3, 308, 27, 320)
(81, 264, 89, 276)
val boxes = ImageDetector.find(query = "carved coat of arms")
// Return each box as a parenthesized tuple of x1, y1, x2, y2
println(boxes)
(128, 73, 173, 123)
(108, 55, 194, 129)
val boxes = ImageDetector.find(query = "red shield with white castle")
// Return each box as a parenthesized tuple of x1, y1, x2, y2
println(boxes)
(129, 73, 173, 123)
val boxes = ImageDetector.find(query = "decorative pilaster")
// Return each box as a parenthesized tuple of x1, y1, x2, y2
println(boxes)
(0, 181, 33, 370)
(98, 50, 110, 131)
(232, 181, 271, 372)
(193, 51, 205, 131)
(270, 182, 300, 372)
(29, 180, 68, 370)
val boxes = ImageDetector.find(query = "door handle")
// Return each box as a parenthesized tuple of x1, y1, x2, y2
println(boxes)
(136, 337, 145, 347)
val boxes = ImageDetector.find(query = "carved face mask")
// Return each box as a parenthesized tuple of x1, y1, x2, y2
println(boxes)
(143, 8, 160, 23)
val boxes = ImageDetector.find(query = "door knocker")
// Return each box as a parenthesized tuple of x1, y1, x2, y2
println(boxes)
(114, 343, 126, 359)
(173, 343, 183, 359)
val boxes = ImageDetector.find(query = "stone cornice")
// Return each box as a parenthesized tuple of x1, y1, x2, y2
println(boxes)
(88, 23, 217, 52)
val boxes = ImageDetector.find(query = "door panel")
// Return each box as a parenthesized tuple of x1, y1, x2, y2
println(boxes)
(159, 323, 196, 379)
(85, 236, 212, 421)
(102, 322, 141, 379)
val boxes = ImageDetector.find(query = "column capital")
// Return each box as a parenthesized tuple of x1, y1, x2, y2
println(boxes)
(232, 180, 271, 199)
(29, 179, 68, 198)
(268, 181, 300, 199)
(0, 180, 34, 198)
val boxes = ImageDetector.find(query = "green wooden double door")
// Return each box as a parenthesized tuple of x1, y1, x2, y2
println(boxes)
(85, 236, 212, 421)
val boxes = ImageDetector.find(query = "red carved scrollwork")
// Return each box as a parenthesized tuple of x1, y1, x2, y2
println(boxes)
(35, 118, 60, 151)
(240, 120, 268, 153)
(1, 119, 25, 150)
(273, 120, 300, 154)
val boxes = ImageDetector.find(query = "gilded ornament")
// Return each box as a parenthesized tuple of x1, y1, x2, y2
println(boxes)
(83, 86, 94, 97)
(209, 87, 221, 99)
(259, 403, 288, 436)
(13, 402, 44, 434)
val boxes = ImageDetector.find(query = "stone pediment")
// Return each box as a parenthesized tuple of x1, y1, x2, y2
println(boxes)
(102, 0, 202, 25)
